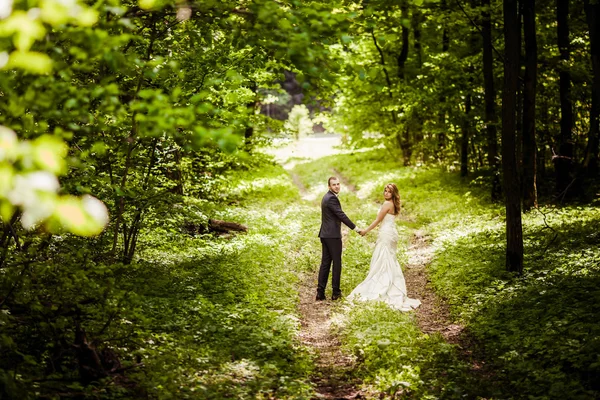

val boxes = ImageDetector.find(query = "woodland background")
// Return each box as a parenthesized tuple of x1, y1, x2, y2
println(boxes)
(1, 0, 599, 398)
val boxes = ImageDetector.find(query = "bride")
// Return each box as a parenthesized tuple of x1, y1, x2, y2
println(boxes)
(348, 183, 421, 311)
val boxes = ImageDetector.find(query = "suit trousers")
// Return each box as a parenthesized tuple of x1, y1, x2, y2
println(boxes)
(317, 238, 343, 296)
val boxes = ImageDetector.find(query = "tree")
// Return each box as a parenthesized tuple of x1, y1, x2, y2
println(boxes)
(502, 0, 524, 273)
(482, 0, 501, 199)
(554, 0, 574, 197)
(584, 0, 600, 178)
(522, 0, 538, 211)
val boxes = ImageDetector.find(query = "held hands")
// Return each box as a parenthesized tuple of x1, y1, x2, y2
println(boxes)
(354, 226, 368, 236)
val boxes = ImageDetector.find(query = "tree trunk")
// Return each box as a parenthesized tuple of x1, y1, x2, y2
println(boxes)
(412, 8, 423, 69)
(396, 4, 411, 160)
(172, 147, 184, 195)
(502, 0, 524, 274)
(555, 0, 574, 197)
(538, 92, 549, 179)
(461, 93, 471, 177)
(209, 219, 248, 233)
(482, 0, 501, 200)
(400, 127, 412, 166)
(110, 18, 157, 259)
(397, 2, 410, 80)
(244, 82, 258, 150)
(584, 0, 600, 177)
(437, 0, 449, 160)
(522, 0, 538, 211)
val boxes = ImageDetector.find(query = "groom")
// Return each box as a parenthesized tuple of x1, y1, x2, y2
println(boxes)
(317, 177, 362, 301)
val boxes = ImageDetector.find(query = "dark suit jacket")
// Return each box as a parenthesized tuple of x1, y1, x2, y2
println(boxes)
(318, 191, 356, 238)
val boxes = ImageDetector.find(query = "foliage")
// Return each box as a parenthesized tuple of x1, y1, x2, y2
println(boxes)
(0, 0, 108, 236)
(336, 303, 476, 399)
(2, 0, 599, 396)
(1, 0, 361, 395)
(323, 0, 596, 184)
(429, 204, 600, 398)
(1, 157, 318, 398)
(284, 105, 314, 139)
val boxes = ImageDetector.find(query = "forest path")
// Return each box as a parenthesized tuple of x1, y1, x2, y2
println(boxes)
(273, 136, 364, 398)
(402, 229, 463, 342)
(270, 137, 479, 398)
(297, 267, 364, 399)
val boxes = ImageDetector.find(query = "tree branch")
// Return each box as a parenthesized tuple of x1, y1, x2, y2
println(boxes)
(454, 0, 505, 62)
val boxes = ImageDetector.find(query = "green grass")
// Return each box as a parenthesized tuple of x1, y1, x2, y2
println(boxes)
(117, 160, 320, 399)
(292, 149, 600, 399)
(292, 152, 484, 398)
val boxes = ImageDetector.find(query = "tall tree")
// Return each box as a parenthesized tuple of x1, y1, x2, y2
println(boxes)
(502, 0, 524, 273)
(482, 0, 500, 199)
(554, 0, 574, 197)
(397, 1, 410, 81)
(397, 1, 412, 164)
(522, 0, 538, 211)
(461, 0, 479, 178)
(461, 89, 471, 177)
(412, 8, 423, 69)
(437, 0, 450, 159)
(584, 0, 600, 177)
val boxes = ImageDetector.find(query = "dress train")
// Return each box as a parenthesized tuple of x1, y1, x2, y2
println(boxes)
(348, 213, 421, 311)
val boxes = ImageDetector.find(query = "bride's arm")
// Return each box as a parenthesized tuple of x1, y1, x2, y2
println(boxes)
(362, 202, 393, 235)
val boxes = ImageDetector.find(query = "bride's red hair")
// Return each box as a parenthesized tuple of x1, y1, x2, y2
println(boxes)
(386, 183, 401, 215)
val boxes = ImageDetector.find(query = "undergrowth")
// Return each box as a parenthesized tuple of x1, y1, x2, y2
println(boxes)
(123, 160, 320, 399)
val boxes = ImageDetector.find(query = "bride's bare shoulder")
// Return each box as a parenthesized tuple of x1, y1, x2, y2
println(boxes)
(380, 201, 396, 215)
(381, 200, 393, 209)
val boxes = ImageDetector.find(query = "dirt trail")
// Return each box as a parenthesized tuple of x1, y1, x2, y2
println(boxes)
(402, 229, 464, 342)
(297, 275, 363, 399)
(293, 169, 363, 399)
(289, 159, 471, 398)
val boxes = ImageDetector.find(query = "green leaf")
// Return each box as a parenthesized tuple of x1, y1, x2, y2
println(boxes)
(0, 12, 46, 51)
(278, 18, 292, 31)
(54, 195, 108, 236)
(32, 136, 67, 174)
(6, 51, 53, 74)
(0, 200, 15, 222)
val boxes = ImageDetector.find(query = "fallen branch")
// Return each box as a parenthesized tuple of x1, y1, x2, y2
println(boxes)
(208, 219, 248, 233)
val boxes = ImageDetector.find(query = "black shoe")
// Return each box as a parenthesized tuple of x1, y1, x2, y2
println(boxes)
(316, 293, 326, 301)
(332, 294, 342, 301)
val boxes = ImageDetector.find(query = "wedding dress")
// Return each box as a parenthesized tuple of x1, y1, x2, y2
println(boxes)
(348, 213, 421, 311)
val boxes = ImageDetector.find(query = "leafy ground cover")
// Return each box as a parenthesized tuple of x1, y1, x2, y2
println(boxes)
(125, 160, 322, 399)
(1, 157, 321, 399)
(4, 148, 598, 399)
(292, 149, 600, 399)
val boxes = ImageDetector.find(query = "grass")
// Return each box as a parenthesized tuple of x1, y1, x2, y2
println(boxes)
(292, 153, 483, 398)
(118, 160, 320, 399)
(292, 149, 600, 399)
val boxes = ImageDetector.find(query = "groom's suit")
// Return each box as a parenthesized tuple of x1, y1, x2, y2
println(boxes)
(317, 190, 357, 299)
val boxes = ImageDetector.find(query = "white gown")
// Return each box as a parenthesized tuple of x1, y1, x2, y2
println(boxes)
(348, 213, 421, 311)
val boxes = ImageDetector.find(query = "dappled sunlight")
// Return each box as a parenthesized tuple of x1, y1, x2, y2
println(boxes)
(265, 135, 344, 165)
(435, 220, 505, 251)
(232, 175, 294, 196)
(264, 135, 386, 171)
